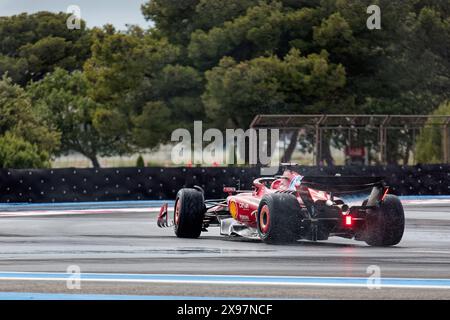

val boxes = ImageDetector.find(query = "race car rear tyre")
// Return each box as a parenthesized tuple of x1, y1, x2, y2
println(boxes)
(174, 188, 205, 239)
(257, 193, 301, 244)
(364, 195, 405, 246)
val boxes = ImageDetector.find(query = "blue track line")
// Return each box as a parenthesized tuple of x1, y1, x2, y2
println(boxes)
(0, 272, 449, 289)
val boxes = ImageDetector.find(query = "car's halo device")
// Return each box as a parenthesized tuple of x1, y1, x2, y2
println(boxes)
(157, 167, 405, 246)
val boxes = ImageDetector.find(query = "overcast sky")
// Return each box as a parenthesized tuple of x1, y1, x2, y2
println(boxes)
(0, 0, 151, 30)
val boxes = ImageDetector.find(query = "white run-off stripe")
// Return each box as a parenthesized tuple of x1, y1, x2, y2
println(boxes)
(0, 207, 164, 217)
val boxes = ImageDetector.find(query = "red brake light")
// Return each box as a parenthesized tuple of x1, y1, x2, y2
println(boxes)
(345, 215, 353, 226)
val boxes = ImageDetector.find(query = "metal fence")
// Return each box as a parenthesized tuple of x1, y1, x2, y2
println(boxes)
(251, 115, 450, 165)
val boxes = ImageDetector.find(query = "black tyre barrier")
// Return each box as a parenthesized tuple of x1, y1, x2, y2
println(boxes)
(0, 165, 449, 203)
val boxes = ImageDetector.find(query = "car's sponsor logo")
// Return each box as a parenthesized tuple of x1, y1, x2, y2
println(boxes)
(239, 202, 249, 209)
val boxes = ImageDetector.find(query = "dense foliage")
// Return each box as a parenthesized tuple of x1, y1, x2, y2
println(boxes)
(0, 1, 448, 167)
(0, 76, 60, 168)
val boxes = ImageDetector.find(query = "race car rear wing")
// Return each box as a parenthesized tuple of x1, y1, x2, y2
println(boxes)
(300, 176, 385, 193)
(300, 175, 388, 207)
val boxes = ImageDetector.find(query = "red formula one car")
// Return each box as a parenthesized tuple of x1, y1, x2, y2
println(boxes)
(157, 167, 405, 246)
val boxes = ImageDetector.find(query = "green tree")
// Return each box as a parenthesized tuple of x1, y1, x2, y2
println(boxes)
(0, 75, 59, 168)
(141, 0, 201, 45)
(136, 155, 145, 167)
(194, 0, 260, 32)
(0, 132, 50, 169)
(84, 26, 204, 151)
(204, 49, 345, 128)
(28, 68, 128, 168)
(0, 12, 91, 85)
(188, 1, 285, 70)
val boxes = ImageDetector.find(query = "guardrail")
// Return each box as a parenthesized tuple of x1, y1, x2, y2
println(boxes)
(0, 165, 448, 203)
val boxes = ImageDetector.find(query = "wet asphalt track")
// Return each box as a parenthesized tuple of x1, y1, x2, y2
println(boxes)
(0, 202, 449, 299)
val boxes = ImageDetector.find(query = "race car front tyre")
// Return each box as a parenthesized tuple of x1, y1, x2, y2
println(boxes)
(174, 188, 205, 239)
(364, 194, 405, 246)
(257, 193, 301, 244)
